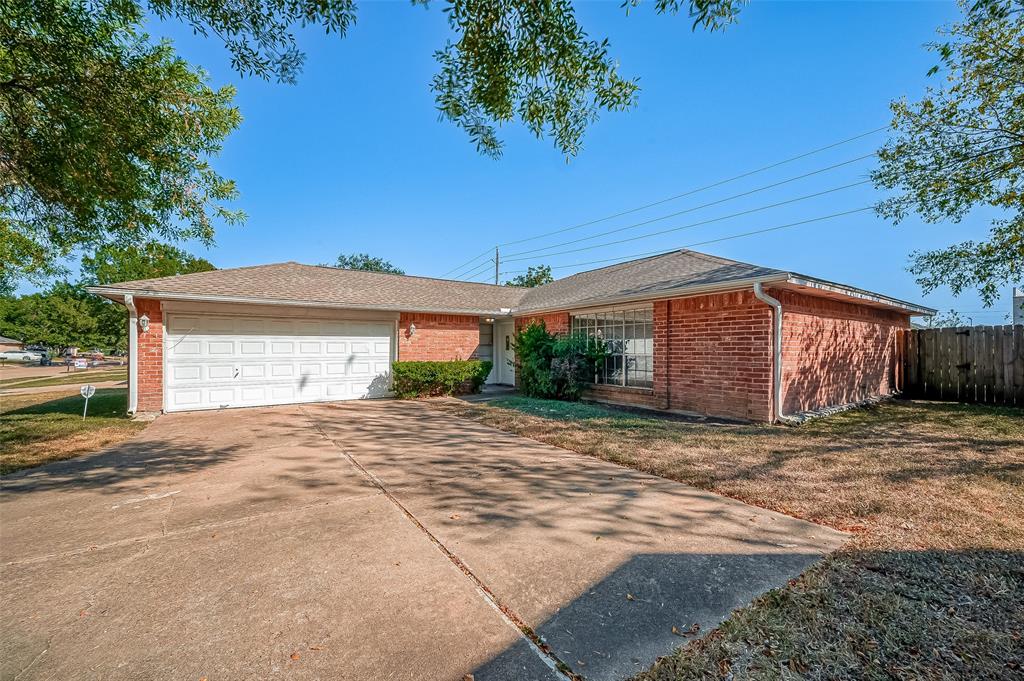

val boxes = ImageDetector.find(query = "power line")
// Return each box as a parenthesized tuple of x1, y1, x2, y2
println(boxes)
(498, 207, 874, 276)
(494, 126, 889, 249)
(501, 180, 870, 264)
(503, 155, 874, 259)
(455, 258, 494, 281)
(441, 246, 495, 279)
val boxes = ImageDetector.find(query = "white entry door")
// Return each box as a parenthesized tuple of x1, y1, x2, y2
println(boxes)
(494, 321, 516, 385)
(164, 313, 393, 412)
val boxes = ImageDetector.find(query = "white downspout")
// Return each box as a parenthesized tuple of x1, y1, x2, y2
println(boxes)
(753, 283, 783, 423)
(124, 294, 138, 414)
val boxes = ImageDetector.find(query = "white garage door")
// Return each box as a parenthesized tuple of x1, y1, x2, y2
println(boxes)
(164, 313, 393, 412)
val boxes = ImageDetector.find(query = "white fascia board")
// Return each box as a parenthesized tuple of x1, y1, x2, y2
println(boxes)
(84, 288, 515, 318)
(784, 275, 936, 315)
(514, 274, 792, 317)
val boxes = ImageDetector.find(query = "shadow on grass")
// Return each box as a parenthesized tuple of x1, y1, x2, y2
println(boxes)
(481, 396, 1024, 486)
(2, 388, 129, 418)
(633, 547, 1024, 681)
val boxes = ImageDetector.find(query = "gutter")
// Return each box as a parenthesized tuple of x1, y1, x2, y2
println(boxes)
(85, 287, 518, 318)
(124, 294, 138, 414)
(517, 274, 793, 317)
(752, 283, 784, 424)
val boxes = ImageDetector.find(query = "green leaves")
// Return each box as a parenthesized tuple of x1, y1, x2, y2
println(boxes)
(1, 0, 242, 287)
(432, 0, 639, 159)
(872, 0, 1024, 306)
(333, 253, 405, 274)
(81, 241, 216, 286)
(146, 0, 357, 84)
(512, 321, 606, 400)
(392, 360, 492, 397)
(505, 265, 553, 287)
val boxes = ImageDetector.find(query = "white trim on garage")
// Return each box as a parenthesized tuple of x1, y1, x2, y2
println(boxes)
(161, 303, 398, 413)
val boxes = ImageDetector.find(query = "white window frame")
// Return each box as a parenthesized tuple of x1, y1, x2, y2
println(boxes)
(570, 305, 653, 389)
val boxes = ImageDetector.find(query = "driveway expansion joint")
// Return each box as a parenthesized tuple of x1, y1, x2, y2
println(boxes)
(300, 406, 580, 681)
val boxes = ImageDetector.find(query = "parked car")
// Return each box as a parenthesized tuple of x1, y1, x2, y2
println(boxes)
(86, 350, 105, 360)
(0, 350, 44, 363)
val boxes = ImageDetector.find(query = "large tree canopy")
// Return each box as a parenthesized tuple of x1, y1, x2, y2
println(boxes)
(81, 241, 216, 285)
(505, 264, 554, 287)
(333, 253, 405, 275)
(0, 0, 241, 289)
(872, 0, 1023, 305)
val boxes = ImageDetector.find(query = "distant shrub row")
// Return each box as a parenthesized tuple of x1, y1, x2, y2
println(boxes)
(392, 360, 492, 398)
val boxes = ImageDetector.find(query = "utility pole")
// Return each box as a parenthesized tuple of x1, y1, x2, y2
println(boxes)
(494, 246, 499, 285)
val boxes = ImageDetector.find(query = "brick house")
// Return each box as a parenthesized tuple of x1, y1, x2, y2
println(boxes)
(88, 250, 933, 422)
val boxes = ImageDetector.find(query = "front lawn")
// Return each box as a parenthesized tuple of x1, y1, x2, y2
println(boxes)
(0, 389, 147, 475)
(432, 397, 1024, 679)
(0, 367, 127, 389)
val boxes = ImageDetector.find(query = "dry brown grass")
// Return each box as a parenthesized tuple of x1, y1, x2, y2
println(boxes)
(431, 397, 1024, 680)
(1, 389, 147, 475)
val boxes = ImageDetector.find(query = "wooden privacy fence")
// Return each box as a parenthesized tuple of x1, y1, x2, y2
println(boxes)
(899, 325, 1024, 406)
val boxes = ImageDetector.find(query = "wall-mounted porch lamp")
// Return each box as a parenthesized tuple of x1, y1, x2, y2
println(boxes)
(138, 313, 150, 333)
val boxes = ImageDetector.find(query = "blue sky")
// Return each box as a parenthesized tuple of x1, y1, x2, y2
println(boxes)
(95, 1, 1013, 320)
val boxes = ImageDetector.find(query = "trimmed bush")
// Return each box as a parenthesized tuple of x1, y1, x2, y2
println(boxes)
(392, 360, 492, 398)
(512, 322, 606, 401)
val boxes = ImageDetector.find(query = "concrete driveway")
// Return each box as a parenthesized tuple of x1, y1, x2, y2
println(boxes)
(1, 401, 845, 681)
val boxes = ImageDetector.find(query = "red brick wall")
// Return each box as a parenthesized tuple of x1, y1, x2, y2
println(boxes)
(515, 312, 570, 335)
(655, 291, 774, 422)
(135, 298, 164, 412)
(398, 313, 481, 361)
(778, 290, 909, 414)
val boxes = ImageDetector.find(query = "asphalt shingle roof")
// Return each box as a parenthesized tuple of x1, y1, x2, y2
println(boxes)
(517, 250, 785, 312)
(91, 250, 928, 315)
(93, 262, 529, 315)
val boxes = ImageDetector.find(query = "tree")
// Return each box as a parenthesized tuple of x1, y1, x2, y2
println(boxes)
(921, 309, 966, 328)
(333, 253, 405, 275)
(81, 242, 216, 286)
(505, 265, 554, 287)
(2, 0, 747, 290)
(872, 0, 1023, 306)
(1, 0, 242, 288)
(78, 241, 216, 353)
(0, 282, 102, 353)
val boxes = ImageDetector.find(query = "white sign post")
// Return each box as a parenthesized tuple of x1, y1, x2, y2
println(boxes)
(74, 358, 88, 370)
(81, 384, 96, 420)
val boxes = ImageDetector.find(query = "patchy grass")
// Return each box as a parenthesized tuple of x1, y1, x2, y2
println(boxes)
(432, 397, 1024, 680)
(0, 389, 146, 475)
(0, 368, 127, 389)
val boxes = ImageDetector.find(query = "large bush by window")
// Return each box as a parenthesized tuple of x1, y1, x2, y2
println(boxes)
(512, 322, 606, 401)
(571, 307, 653, 388)
(392, 360, 492, 398)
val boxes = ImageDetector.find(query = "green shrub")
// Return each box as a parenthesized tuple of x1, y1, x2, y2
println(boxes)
(512, 322, 605, 401)
(392, 360, 492, 398)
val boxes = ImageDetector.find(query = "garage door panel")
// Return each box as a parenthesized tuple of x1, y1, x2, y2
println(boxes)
(208, 341, 234, 355)
(164, 313, 393, 412)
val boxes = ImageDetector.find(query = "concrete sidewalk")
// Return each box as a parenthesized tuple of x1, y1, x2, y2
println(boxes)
(1, 401, 845, 680)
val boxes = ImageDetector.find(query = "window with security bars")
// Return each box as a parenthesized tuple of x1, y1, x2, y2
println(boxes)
(570, 308, 654, 388)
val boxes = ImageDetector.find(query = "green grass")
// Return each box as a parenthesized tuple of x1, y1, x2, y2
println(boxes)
(0, 368, 127, 389)
(0, 388, 147, 475)
(433, 396, 1024, 680)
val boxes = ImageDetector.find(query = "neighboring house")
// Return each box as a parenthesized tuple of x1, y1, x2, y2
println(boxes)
(88, 250, 934, 422)
(0, 336, 25, 353)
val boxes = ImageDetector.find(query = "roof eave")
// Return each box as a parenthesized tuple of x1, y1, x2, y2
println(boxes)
(783, 275, 936, 316)
(85, 287, 515, 318)
(514, 273, 792, 316)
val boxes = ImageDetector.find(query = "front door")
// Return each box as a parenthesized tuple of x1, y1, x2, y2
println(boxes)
(495, 321, 516, 385)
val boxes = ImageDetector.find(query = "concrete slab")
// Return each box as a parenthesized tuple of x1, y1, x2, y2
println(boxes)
(2, 399, 845, 681)
(306, 400, 847, 681)
(2, 497, 558, 681)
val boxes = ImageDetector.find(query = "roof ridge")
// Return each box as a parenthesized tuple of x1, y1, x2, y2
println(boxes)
(680, 249, 788, 274)
(285, 262, 528, 290)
